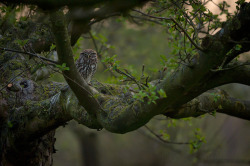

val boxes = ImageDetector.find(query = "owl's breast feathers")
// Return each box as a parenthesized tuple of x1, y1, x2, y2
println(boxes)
(76, 49, 98, 83)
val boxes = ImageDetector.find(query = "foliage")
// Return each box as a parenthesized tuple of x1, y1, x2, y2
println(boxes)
(189, 128, 206, 154)
(133, 84, 167, 104)
(0, 0, 250, 164)
(14, 39, 28, 47)
(56, 63, 70, 71)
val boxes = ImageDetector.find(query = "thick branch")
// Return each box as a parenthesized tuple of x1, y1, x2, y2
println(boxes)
(155, 3, 250, 112)
(91, 3, 250, 133)
(68, 0, 148, 45)
(26, 83, 250, 136)
(22, 3, 250, 134)
(205, 64, 250, 88)
(165, 89, 250, 121)
(49, 10, 102, 116)
(8, 87, 101, 142)
(0, 47, 59, 64)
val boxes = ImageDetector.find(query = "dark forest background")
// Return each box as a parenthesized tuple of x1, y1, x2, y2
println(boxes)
(52, 1, 250, 165)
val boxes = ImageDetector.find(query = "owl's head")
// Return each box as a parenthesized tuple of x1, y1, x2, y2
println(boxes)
(80, 49, 97, 59)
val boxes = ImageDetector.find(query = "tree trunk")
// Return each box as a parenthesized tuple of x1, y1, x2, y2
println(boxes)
(70, 123, 100, 166)
(1, 131, 56, 166)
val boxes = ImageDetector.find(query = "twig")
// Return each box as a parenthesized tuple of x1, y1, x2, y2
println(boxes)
(229, 40, 250, 44)
(129, 15, 162, 25)
(132, 9, 204, 51)
(88, 12, 121, 26)
(144, 125, 190, 145)
(113, 65, 144, 90)
(0, 47, 59, 64)
(141, 64, 145, 78)
(88, 32, 117, 78)
(136, 129, 183, 154)
(211, 61, 250, 72)
(170, 1, 197, 36)
(89, 32, 99, 54)
(145, 76, 149, 87)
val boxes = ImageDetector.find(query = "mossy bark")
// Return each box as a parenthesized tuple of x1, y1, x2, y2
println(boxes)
(0, 2, 250, 165)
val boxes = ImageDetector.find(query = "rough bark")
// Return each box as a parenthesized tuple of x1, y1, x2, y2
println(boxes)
(47, 3, 250, 133)
(0, 1, 250, 165)
(1, 131, 56, 166)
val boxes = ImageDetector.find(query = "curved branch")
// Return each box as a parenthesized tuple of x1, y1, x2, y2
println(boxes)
(49, 10, 102, 116)
(165, 89, 250, 121)
(155, 3, 250, 110)
(48, 4, 250, 134)
(11, 83, 250, 141)
(9, 87, 102, 142)
(68, 1, 147, 45)
(205, 64, 250, 88)
(0, 47, 59, 64)
(14, 3, 249, 135)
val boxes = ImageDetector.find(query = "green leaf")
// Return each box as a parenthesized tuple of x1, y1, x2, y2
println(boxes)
(56, 63, 70, 71)
(50, 44, 56, 51)
(158, 89, 167, 98)
(189, 128, 206, 154)
(218, 105, 223, 109)
(235, 44, 242, 51)
(15, 39, 28, 47)
(160, 55, 168, 62)
(211, 110, 216, 117)
(7, 121, 13, 128)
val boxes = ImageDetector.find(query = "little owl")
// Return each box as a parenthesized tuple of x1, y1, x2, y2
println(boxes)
(76, 49, 98, 83)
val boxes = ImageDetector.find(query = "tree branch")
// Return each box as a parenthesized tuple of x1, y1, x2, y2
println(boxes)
(49, 10, 103, 116)
(0, 47, 59, 64)
(15, 3, 250, 135)
(68, 0, 148, 45)
(206, 63, 250, 87)
(9, 86, 102, 142)
(165, 89, 250, 121)
(155, 3, 250, 111)
(21, 83, 249, 138)
(132, 9, 204, 51)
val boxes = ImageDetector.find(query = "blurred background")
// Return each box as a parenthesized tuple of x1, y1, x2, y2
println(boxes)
(53, 0, 250, 165)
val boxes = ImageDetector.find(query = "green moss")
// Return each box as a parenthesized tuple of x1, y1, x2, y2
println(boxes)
(8, 59, 25, 70)
(92, 81, 127, 96)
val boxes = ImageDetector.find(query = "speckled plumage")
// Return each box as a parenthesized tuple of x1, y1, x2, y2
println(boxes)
(76, 49, 98, 83)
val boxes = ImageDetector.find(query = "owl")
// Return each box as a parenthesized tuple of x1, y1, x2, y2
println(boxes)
(76, 49, 98, 84)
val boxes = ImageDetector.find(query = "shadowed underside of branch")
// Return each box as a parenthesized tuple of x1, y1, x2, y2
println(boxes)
(1, 1, 250, 166)
(48, 3, 250, 133)
(9, 82, 250, 141)
(0, 0, 250, 140)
